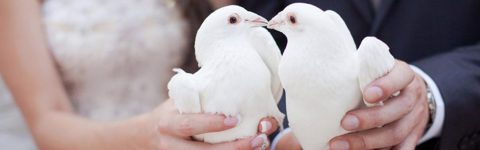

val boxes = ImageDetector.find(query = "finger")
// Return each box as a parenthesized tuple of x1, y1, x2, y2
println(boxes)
(211, 134, 269, 150)
(342, 82, 418, 131)
(210, 137, 255, 150)
(393, 103, 429, 150)
(158, 135, 252, 150)
(364, 61, 415, 103)
(331, 102, 423, 149)
(392, 129, 421, 150)
(160, 113, 238, 137)
(274, 131, 302, 150)
(258, 117, 279, 135)
(158, 136, 209, 150)
(159, 134, 270, 150)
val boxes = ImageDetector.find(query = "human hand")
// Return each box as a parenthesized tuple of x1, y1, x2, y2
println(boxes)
(254, 117, 280, 150)
(273, 130, 302, 150)
(329, 60, 430, 150)
(149, 100, 279, 150)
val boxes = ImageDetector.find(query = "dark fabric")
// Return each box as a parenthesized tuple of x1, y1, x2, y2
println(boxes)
(238, 0, 480, 149)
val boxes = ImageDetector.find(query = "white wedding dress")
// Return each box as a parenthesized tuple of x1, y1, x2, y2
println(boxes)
(0, 0, 188, 149)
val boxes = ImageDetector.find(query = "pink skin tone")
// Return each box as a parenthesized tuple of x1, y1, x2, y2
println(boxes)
(0, 1, 277, 150)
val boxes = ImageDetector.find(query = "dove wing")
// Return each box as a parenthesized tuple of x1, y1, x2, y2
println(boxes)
(356, 37, 396, 106)
(250, 27, 283, 103)
(167, 68, 201, 113)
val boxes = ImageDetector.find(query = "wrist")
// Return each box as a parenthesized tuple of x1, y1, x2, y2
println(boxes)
(410, 65, 445, 143)
(34, 113, 136, 150)
(96, 111, 160, 150)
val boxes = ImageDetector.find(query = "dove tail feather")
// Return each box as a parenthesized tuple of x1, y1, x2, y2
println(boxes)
(167, 69, 201, 113)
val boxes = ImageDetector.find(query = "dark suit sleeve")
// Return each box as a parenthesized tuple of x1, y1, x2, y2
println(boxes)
(413, 43, 480, 150)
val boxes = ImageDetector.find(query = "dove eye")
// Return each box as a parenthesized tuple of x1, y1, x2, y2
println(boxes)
(228, 16, 238, 24)
(289, 15, 297, 24)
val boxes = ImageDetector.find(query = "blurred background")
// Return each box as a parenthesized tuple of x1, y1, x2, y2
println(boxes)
(0, 78, 36, 149)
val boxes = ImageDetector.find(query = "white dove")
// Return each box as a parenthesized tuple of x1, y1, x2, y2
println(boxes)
(167, 5, 284, 144)
(268, 3, 395, 150)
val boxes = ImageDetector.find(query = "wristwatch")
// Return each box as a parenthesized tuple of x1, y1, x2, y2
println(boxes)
(424, 81, 436, 131)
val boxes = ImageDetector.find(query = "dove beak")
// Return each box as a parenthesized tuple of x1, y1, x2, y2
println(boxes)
(267, 14, 285, 30)
(245, 17, 268, 27)
(244, 12, 268, 27)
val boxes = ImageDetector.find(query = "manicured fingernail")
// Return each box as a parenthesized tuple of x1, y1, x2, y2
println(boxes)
(251, 134, 269, 149)
(260, 121, 272, 133)
(392, 91, 400, 97)
(365, 86, 383, 101)
(330, 140, 349, 150)
(224, 117, 238, 127)
(342, 114, 359, 130)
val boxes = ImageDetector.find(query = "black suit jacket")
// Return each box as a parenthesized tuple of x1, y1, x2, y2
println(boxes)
(238, 0, 480, 149)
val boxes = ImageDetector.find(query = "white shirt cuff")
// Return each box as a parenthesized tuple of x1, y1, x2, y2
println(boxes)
(410, 65, 445, 144)
(271, 127, 292, 150)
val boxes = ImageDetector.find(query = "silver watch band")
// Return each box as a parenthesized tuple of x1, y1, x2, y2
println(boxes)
(425, 80, 436, 130)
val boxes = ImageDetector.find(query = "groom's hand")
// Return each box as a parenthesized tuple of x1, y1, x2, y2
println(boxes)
(329, 60, 430, 150)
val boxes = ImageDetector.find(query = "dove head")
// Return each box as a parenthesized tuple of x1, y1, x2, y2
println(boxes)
(195, 5, 268, 66)
(268, 3, 338, 38)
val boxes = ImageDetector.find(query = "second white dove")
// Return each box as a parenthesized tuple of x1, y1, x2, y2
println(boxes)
(268, 3, 395, 150)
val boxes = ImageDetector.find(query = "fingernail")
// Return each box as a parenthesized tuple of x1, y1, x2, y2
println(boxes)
(342, 114, 359, 130)
(392, 91, 400, 97)
(365, 86, 383, 101)
(260, 121, 272, 133)
(251, 134, 269, 149)
(330, 140, 349, 150)
(224, 117, 238, 127)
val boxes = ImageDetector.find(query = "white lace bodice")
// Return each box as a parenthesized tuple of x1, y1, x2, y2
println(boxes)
(42, 0, 188, 120)
(0, 1, 188, 149)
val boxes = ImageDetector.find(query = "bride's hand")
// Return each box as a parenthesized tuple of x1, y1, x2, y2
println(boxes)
(148, 100, 279, 150)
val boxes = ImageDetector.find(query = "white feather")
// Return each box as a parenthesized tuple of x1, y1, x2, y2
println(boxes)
(167, 68, 201, 113)
(167, 5, 284, 143)
(324, 10, 357, 51)
(249, 27, 283, 102)
(357, 37, 396, 107)
(269, 3, 395, 149)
